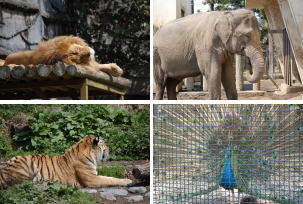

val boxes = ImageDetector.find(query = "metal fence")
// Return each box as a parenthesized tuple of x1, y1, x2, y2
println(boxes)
(154, 104, 303, 203)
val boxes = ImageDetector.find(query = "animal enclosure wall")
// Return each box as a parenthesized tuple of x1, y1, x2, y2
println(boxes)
(154, 104, 303, 203)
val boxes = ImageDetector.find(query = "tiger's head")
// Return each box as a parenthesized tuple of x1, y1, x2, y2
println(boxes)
(92, 136, 109, 164)
(75, 136, 109, 166)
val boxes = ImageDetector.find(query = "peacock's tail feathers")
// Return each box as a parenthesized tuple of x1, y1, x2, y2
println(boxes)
(154, 104, 303, 202)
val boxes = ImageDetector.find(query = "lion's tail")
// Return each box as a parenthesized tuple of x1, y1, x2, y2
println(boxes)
(0, 59, 5, 66)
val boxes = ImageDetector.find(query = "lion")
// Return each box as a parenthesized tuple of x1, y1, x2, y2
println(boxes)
(3, 36, 123, 77)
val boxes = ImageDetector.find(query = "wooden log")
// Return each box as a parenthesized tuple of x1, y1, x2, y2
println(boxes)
(65, 65, 131, 89)
(37, 64, 53, 78)
(132, 162, 150, 181)
(53, 62, 66, 77)
(11, 65, 26, 79)
(0, 65, 11, 80)
(26, 65, 38, 78)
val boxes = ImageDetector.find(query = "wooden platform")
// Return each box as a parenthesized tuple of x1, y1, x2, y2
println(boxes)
(0, 62, 131, 100)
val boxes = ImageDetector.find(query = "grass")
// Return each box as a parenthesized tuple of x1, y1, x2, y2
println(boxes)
(97, 165, 126, 179)
(0, 164, 127, 204)
(0, 181, 99, 204)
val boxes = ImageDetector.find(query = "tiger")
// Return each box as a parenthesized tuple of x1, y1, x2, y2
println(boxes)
(0, 136, 132, 189)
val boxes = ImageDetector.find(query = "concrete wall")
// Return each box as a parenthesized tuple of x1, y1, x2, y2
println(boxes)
(177, 0, 192, 18)
(247, 0, 303, 84)
(153, 0, 177, 28)
(154, 0, 192, 28)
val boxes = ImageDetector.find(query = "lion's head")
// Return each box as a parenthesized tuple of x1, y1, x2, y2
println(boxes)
(66, 44, 95, 64)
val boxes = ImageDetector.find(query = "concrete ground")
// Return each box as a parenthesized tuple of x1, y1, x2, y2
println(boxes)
(159, 78, 303, 100)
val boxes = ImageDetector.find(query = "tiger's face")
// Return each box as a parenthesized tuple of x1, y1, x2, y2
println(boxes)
(92, 137, 109, 165)
(67, 44, 95, 64)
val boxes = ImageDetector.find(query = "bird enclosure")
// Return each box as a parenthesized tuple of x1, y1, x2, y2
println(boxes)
(153, 104, 303, 203)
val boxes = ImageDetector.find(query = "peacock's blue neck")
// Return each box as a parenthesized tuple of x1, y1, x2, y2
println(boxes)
(220, 150, 237, 189)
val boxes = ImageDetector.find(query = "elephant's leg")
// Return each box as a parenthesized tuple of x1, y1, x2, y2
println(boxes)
(154, 78, 166, 100)
(154, 48, 166, 100)
(221, 57, 238, 100)
(166, 78, 181, 100)
(207, 61, 222, 100)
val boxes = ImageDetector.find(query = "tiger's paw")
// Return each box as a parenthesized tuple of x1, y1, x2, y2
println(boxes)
(121, 179, 132, 186)
(108, 63, 123, 77)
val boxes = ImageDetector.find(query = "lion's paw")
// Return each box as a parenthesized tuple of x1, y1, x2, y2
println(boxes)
(108, 63, 123, 77)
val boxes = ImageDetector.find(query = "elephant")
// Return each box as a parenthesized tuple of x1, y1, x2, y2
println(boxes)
(154, 9, 265, 100)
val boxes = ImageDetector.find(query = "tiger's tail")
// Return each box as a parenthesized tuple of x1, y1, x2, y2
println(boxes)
(0, 168, 8, 189)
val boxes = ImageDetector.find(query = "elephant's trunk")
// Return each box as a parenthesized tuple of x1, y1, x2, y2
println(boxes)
(244, 44, 265, 83)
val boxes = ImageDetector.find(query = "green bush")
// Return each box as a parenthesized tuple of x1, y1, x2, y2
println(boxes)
(12, 105, 149, 160)
(0, 105, 41, 120)
(0, 125, 11, 155)
(0, 181, 98, 204)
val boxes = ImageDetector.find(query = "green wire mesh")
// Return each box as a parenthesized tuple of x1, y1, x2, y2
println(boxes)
(153, 104, 303, 204)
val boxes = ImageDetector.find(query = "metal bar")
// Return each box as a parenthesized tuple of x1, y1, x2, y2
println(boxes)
(268, 29, 284, 33)
(268, 33, 274, 78)
(283, 28, 292, 86)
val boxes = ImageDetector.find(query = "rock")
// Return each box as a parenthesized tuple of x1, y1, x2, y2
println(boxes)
(100, 188, 128, 196)
(126, 195, 144, 202)
(145, 191, 150, 197)
(100, 192, 116, 201)
(80, 188, 97, 194)
(128, 186, 147, 194)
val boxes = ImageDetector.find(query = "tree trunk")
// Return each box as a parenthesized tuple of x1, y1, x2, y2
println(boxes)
(132, 162, 150, 181)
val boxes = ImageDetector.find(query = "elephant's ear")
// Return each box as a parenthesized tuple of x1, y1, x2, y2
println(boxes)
(215, 12, 233, 45)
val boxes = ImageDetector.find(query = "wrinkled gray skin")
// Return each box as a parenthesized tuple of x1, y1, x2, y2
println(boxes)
(154, 9, 265, 100)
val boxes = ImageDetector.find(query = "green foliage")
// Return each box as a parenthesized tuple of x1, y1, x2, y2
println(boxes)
(12, 105, 149, 160)
(0, 105, 39, 120)
(67, 0, 150, 95)
(0, 181, 98, 204)
(0, 127, 12, 157)
(97, 165, 126, 179)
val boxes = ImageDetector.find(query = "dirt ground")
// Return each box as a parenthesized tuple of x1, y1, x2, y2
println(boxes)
(158, 78, 303, 100)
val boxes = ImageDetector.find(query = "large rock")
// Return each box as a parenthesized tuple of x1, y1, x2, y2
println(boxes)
(128, 186, 147, 194)
(126, 195, 144, 202)
(100, 192, 116, 201)
(100, 188, 128, 196)
(0, 0, 72, 57)
(80, 188, 97, 194)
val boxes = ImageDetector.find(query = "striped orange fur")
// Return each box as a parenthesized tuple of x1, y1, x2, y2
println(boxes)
(0, 136, 132, 189)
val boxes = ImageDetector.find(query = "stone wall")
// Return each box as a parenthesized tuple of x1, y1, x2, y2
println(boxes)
(0, 0, 150, 98)
(0, 0, 72, 57)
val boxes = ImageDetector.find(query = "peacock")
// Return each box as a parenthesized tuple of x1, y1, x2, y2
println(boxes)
(153, 104, 303, 204)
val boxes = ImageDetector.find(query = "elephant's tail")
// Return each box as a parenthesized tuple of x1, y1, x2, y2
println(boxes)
(153, 47, 164, 85)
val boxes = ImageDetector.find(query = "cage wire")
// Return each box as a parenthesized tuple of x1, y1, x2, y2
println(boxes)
(153, 104, 303, 204)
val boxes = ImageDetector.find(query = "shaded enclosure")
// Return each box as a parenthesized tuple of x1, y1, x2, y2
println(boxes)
(0, 0, 149, 98)
(154, 104, 303, 203)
